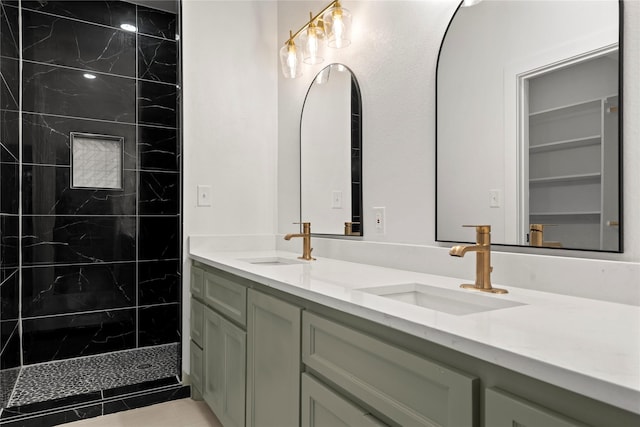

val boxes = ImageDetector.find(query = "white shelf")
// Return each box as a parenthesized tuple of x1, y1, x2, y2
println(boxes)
(529, 135, 601, 153)
(529, 97, 604, 119)
(530, 211, 601, 217)
(529, 173, 601, 185)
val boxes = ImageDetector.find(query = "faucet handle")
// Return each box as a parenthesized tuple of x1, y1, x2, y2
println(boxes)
(462, 224, 491, 233)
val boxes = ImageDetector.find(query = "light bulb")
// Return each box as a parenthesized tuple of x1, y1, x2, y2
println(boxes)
(332, 13, 345, 48)
(307, 31, 319, 61)
(287, 45, 298, 75)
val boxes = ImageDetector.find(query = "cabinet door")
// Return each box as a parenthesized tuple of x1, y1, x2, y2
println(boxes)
(203, 307, 246, 427)
(190, 298, 204, 347)
(485, 388, 589, 427)
(246, 289, 301, 427)
(191, 265, 204, 299)
(302, 374, 387, 427)
(190, 340, 203, 397)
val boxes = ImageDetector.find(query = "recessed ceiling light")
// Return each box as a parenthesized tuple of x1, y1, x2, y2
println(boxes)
(83, 73, 97, 80)
(120, 23, 137, 32)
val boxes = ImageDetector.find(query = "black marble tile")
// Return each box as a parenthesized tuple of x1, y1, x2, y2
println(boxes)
(22, 113, 136, 168)
(0, 267, 17, 287)
(22, 165, 136, 215)
(1, 391, 101, 418)
(138, 171, 179, 215)
(22, 9, 135, 78)
(0, 270, 18, 320)
(138, 260, 180, 305)
(0, 366, 19, 410)
(21, 309, 136, 364)
(138, 35, 177, 84)
(0, 215, 18, 268)
(0, 110, 19, 163)
(0, 324, 19, 369)
(22, 216, 136, 265)
(22, 62, 136, 123)
(138, 80, 177, 128)
(0, 320, 17, 354)
(1, 4, 19, 59)
(138, 303, 180, 346)
(138, 125, 178, 171)
(138, 216, 179, 260)
(136, 5, 177, 40)
(0, 403, 102, 427)
(103, 376, 178, 398)
(22, 262, 136, 318)
(103, 385, 189, 415)
(0, 162, 18, 214)
(0, 57, 19, 111)
(21, 0, 136, 30)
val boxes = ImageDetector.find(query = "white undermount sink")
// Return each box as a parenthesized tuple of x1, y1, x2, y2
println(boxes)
(359, 283, 525, 315)
(241, 257, 305, 266)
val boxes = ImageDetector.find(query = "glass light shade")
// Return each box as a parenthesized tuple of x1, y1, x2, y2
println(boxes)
(279, 40, 303, 78)
(300, 23, 325, 65)
(323, 5, 352, 49)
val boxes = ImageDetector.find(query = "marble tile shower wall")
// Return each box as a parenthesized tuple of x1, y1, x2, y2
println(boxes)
(0, 0, 21, 409)
(0, 0, 181, 378)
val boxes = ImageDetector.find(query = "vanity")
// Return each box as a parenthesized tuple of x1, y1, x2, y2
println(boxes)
(187, 243, 639, 427)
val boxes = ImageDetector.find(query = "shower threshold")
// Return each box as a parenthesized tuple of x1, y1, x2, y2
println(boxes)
(0, 343, 190, 426)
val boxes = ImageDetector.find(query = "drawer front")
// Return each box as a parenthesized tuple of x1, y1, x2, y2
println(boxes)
(190, 265, 204, 299)
(204, 269, 247, 327)
(302, 373, 388, 427)
(190, 298, 204, 347)
(190, 340, 203, 394)
(302, 312, 478, 427)
(485, 388, 589, 427)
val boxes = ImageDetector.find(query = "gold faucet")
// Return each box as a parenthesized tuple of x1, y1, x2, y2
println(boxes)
(344, 221, 361, 236)
(284, 222, 315, 261)
(449, 225, 507, 294)
(529, 224, 562, 248)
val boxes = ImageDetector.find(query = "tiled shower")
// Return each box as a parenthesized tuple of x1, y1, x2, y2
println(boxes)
(0, 1, 185, 424)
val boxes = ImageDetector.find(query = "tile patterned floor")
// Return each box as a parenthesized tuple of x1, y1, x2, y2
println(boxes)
(7, 344, 178, 407)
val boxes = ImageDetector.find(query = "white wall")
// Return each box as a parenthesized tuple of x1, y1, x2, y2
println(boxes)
(278, 0, 640, 263)
(182, 0, 279, 372)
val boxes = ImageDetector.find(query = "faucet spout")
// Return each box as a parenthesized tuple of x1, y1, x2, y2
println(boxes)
(449, 244, 483, 257)
(283, 222, 315, 260)
(284, 233, 305, 241)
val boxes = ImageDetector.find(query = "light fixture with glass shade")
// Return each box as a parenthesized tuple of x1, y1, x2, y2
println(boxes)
(279, 0, 352, 79)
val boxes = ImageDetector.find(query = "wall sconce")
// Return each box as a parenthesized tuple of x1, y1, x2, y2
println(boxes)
(279, 0, 352, 79)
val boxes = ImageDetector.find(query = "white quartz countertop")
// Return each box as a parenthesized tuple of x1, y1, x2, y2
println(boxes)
(189, 248, 640, 414)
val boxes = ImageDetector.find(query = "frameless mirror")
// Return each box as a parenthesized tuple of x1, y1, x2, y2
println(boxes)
(436, 0, 621, 252)
(301, 63, 363, 236)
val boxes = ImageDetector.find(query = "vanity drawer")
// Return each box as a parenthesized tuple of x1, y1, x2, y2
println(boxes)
(203, 269, 247, 327)
(485, 388, 589, 427)
(190, 298, 204, 347)
(302, 312, 478, 427)
(190, 265, 204, 300)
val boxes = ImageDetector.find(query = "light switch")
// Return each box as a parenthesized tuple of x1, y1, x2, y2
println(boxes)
(197, 185, 212, 207)
(332, 191, 343, 209)
(489, 189, 501, 208)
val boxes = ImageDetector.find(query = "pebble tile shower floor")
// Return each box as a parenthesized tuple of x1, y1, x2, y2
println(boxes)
(8, 344, 179, 407)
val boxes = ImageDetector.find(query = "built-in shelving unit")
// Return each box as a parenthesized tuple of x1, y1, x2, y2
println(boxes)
(525, 51, 619, 250)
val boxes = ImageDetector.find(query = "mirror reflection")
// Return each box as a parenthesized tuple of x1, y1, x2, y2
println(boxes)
(436, 0, 621, 252)
(301, 63, 362, 236)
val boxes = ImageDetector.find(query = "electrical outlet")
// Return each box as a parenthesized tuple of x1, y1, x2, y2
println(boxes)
(373, 207, 385, 234)
(197, 185, 212, 207)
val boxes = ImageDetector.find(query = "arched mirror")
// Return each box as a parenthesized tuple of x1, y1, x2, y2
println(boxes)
(300, 63, 363, 236)
(436, 0, 622, 252)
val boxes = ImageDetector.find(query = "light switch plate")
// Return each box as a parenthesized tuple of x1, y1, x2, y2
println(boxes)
(197, 185, 212, 207)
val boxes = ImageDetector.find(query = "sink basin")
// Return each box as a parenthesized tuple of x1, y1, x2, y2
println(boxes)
(241, 257, 305, 266)
(359, 283, 525, 315)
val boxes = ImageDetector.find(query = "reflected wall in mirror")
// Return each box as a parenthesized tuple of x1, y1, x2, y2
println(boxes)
(301, 63, 363, 236)
(436, 0, 621, 252)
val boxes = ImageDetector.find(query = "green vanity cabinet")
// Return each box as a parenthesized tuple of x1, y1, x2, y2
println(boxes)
(485, 388, 589, 427)
(246, 289, 302, 427)
(190, 340, 203, 398)
(203, 268, 247, 327)
(203, 306, 247, 427)
(302, 311, 478, 427)
(190, 264, 204, 300)
(301, 373, 388, 427)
